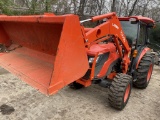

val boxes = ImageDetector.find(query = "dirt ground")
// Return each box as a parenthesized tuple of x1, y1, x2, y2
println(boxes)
(0, 66, 160, 120)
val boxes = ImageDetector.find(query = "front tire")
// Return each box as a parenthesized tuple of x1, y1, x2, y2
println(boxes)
(108, 73, 132, 110)
(133, 52, 153, 88)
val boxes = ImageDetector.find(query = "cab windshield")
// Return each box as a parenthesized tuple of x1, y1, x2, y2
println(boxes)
(120, 21, 138, 45)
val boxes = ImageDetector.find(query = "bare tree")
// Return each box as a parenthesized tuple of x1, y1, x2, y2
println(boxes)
(1, 0, 160, 21)
(111, 0, 116, 12)
(78, 0, 87, 16)
(128, 0, 139, 16)
(96, 0, 105, 15)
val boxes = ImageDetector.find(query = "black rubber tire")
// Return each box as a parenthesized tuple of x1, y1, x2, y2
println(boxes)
(108, 73, 132, 110)
(68, 81, 84, 89)
(133, 52, 154, 89)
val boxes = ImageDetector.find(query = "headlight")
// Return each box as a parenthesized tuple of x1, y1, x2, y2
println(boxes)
(89, 56, 100, 63)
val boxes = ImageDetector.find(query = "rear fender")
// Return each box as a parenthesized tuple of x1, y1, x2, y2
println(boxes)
(135, 47, 150, 69)
(130, 47, 150, 79)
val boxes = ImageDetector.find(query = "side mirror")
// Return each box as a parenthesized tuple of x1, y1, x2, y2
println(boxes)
(129, 18, 138, 24)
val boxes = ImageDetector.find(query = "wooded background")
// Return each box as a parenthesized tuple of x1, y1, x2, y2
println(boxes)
(0, 0, 160, 51)
(0, 0, 159, 20)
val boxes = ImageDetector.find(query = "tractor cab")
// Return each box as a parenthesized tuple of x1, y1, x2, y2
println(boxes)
(119, 16, 155, 81)
(119, 17, 155, 47)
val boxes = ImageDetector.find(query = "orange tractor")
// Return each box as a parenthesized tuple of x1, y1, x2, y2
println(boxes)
(0, 12, 155, 110)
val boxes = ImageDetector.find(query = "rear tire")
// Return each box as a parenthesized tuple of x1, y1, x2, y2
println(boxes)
(133, 52, 153, 88)
(108, 73, 132, 110)
(68, 81, 84, 89)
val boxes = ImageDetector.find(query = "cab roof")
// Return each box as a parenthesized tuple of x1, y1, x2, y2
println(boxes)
(119, 16, 155, 25)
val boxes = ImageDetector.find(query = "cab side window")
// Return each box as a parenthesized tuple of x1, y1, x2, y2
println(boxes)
(138, 24, 146, 45)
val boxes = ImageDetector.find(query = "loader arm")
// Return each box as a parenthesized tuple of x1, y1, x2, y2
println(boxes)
(81, 12, 131, 73)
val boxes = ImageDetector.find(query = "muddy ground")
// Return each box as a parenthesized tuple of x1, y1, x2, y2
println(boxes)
(0, 66, 160, 120)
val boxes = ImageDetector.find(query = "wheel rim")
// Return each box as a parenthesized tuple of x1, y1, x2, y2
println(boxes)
(147, 64, 153, 82)
(124, 84, 130, 103)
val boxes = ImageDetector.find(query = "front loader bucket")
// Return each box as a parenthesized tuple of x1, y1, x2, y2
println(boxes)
(0, 14, 89, 95)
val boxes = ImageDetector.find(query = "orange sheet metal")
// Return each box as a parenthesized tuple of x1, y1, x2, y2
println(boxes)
(0, 14, 89, 95)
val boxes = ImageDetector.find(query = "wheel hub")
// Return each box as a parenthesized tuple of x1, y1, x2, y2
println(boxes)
(147, 64, 153, 82)
(124, 84, 130, 103)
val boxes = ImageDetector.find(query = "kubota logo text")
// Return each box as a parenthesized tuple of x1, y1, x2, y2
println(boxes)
(120, 30, 126, 43)
(112, 23, 119, 29)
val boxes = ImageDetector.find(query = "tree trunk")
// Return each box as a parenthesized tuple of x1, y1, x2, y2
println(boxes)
(118, 0, 122, 16)
(78, 0, 86, 15)
(125, 0, 130, 16)
(128, 0, 139, 16)
(111, 0, 116, 12)
(142, 0, 150, 16)
(78, 0, 86, 19)
(31, 0, 37, 13)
